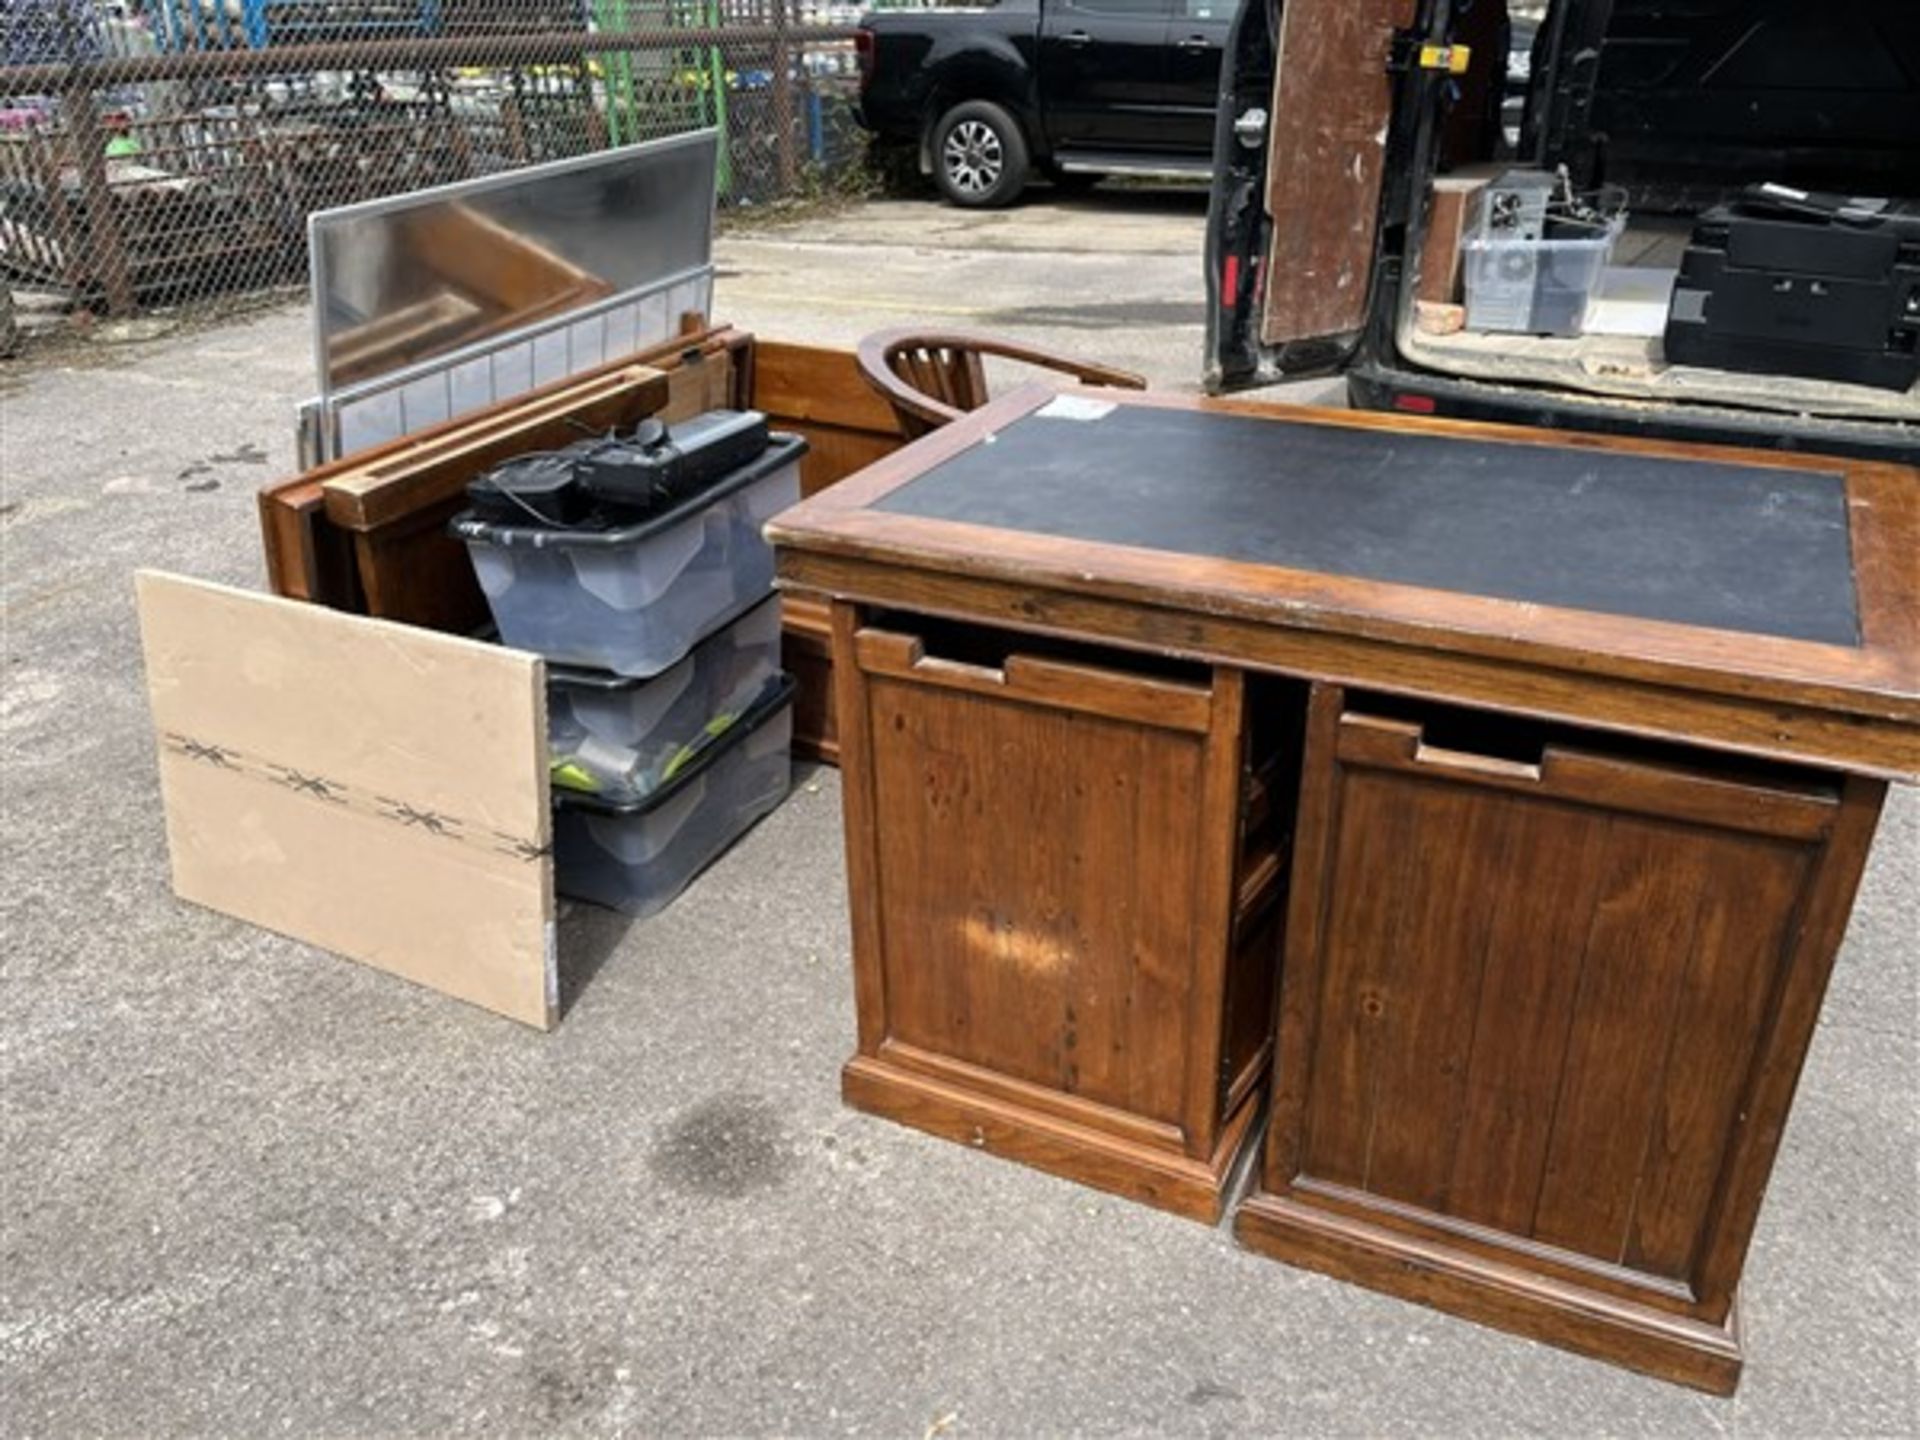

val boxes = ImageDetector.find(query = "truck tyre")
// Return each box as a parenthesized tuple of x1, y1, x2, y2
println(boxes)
(931, 100, 1029, 208)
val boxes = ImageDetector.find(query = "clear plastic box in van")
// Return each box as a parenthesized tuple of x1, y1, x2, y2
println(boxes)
(1463, 217, 1624, 336)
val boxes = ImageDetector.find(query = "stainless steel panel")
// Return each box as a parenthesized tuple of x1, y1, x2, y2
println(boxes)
(294, 266, 714, 465)
(309, 131, 718, 398)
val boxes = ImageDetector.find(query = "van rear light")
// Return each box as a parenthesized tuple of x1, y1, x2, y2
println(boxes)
(855, 29, 875, 90)
(1393, 393, 1438, 414)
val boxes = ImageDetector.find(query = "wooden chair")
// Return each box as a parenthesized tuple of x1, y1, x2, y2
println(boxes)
(856, 326, 1148, 439)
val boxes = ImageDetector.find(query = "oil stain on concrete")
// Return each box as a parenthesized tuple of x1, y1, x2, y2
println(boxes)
(648, 1094, 794, 1197)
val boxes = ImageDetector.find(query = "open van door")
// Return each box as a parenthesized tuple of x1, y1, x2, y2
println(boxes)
(1204, 0, 1464, 390)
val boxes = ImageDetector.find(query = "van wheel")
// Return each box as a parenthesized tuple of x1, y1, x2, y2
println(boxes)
(931, 101, 1029, 208)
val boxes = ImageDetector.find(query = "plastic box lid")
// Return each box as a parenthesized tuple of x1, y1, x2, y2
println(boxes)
(449, 433, 806, 552)
(546, 593, 780, 693)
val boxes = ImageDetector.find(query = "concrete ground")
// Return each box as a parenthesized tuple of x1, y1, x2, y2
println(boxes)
(1, 190, 1914, 1438)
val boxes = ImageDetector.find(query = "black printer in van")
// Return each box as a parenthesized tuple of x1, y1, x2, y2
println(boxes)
(1664, 185, 1920, 393)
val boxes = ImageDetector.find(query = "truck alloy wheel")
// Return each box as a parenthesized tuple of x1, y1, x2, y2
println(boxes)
(944, 120, 1004, 198)
(931, 101, 1029, 207)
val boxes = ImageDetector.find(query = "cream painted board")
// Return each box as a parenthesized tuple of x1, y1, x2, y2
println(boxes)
(136, 571, 556, 1028)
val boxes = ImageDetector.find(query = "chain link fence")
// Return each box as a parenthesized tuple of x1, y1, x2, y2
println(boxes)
(0, 0, 907, 337)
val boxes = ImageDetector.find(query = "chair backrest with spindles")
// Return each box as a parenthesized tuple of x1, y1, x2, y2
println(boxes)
(856, 327, 1148, 440)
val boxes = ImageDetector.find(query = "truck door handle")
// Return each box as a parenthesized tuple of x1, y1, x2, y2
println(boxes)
(1176, 34, 1211, 51)
(1062, 29, 1092, 47)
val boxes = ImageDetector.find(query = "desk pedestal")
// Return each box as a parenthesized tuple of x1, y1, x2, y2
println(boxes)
(831, 603, 1299, 1222)
(1236, 685, 1884, 1393)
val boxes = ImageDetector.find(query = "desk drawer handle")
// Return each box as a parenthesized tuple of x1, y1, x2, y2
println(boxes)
(1335, 712, 1836, 840)
(1411, 740, 1541, 782)
(854, 627, 1215, 734)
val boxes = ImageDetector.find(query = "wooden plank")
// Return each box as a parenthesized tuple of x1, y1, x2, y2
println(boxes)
(852, 627, 1215, 734)
(1335, 712, 1840, 841)
(1529, 823, 1717, 1260)
(1263, 682, 1346, 1190)
(1297, 769, 1420, 1187)
(753, 339, 902, 434)
(136, 572, 554, 1029)
(753, 336, 903, 490)
(1261, 0, 1418, 348)
(1687, 775, 1887, 1316)
(319, 365, 669, 531)
(261, 324, 732, 609)
(1356, 781, 1512, 1209)
(843, 1052, 1260, 1224)
(1179, 667, 1247, 1155)
(782, 594, 839, 763)
(1442, 805, 1612, 1233)
(1622, 840, 1807, 1279)
(1235, 1192, 1745, 1394)
(831, 600, 889, 1055)
(1417, 173, 1494, 306)
(790, 426, 907, 500)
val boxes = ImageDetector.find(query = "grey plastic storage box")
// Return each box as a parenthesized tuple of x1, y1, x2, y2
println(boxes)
(1463, 217, 1624, 335)
(553, 674, 795, 916)
(548, 595, 783, 805)
(451, 433, 805, 678)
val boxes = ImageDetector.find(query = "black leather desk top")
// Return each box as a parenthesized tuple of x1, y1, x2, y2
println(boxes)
(874, 401, 1860, 647)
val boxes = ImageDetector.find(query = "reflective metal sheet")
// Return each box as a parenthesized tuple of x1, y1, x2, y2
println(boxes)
(297, 266, 710, 464)
(309, 131, 718, 397)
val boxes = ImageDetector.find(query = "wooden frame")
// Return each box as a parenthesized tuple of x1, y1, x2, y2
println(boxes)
(258, 328, 906, 765)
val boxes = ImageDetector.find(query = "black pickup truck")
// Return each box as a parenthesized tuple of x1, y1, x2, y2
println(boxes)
(854, 0, 1234, 207)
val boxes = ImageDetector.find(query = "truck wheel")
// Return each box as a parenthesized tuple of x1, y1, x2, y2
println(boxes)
(932, 101, 1029, 208)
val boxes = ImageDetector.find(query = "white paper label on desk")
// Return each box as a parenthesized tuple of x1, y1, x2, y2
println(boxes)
(1036, 395, 1117, 422)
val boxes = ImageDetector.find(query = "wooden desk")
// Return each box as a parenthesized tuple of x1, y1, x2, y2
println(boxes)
(767, 386, 1920, 1393)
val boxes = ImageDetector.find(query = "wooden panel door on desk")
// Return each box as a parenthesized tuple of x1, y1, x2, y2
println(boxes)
(834, 606, 1272, 1221)
(868, 650, 1205, 1126)
(1241, 682, 1884, 1392)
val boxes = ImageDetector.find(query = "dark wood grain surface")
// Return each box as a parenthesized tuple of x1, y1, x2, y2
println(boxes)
(1243, 685, 1885, 1391)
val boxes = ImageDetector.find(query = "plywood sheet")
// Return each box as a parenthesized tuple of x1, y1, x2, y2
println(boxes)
(136, 572, 555, 1028)
(1262, 0, 1416, 347)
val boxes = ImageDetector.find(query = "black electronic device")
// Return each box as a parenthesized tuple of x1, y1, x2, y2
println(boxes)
(464, 409, 773, 528)
(1664, 185, 1920, 392)
(576, 409, 771, 511)
(464, 441, 605, 527)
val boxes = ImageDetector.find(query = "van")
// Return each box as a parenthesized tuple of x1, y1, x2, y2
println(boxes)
(1205, 0, 1920, 460)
